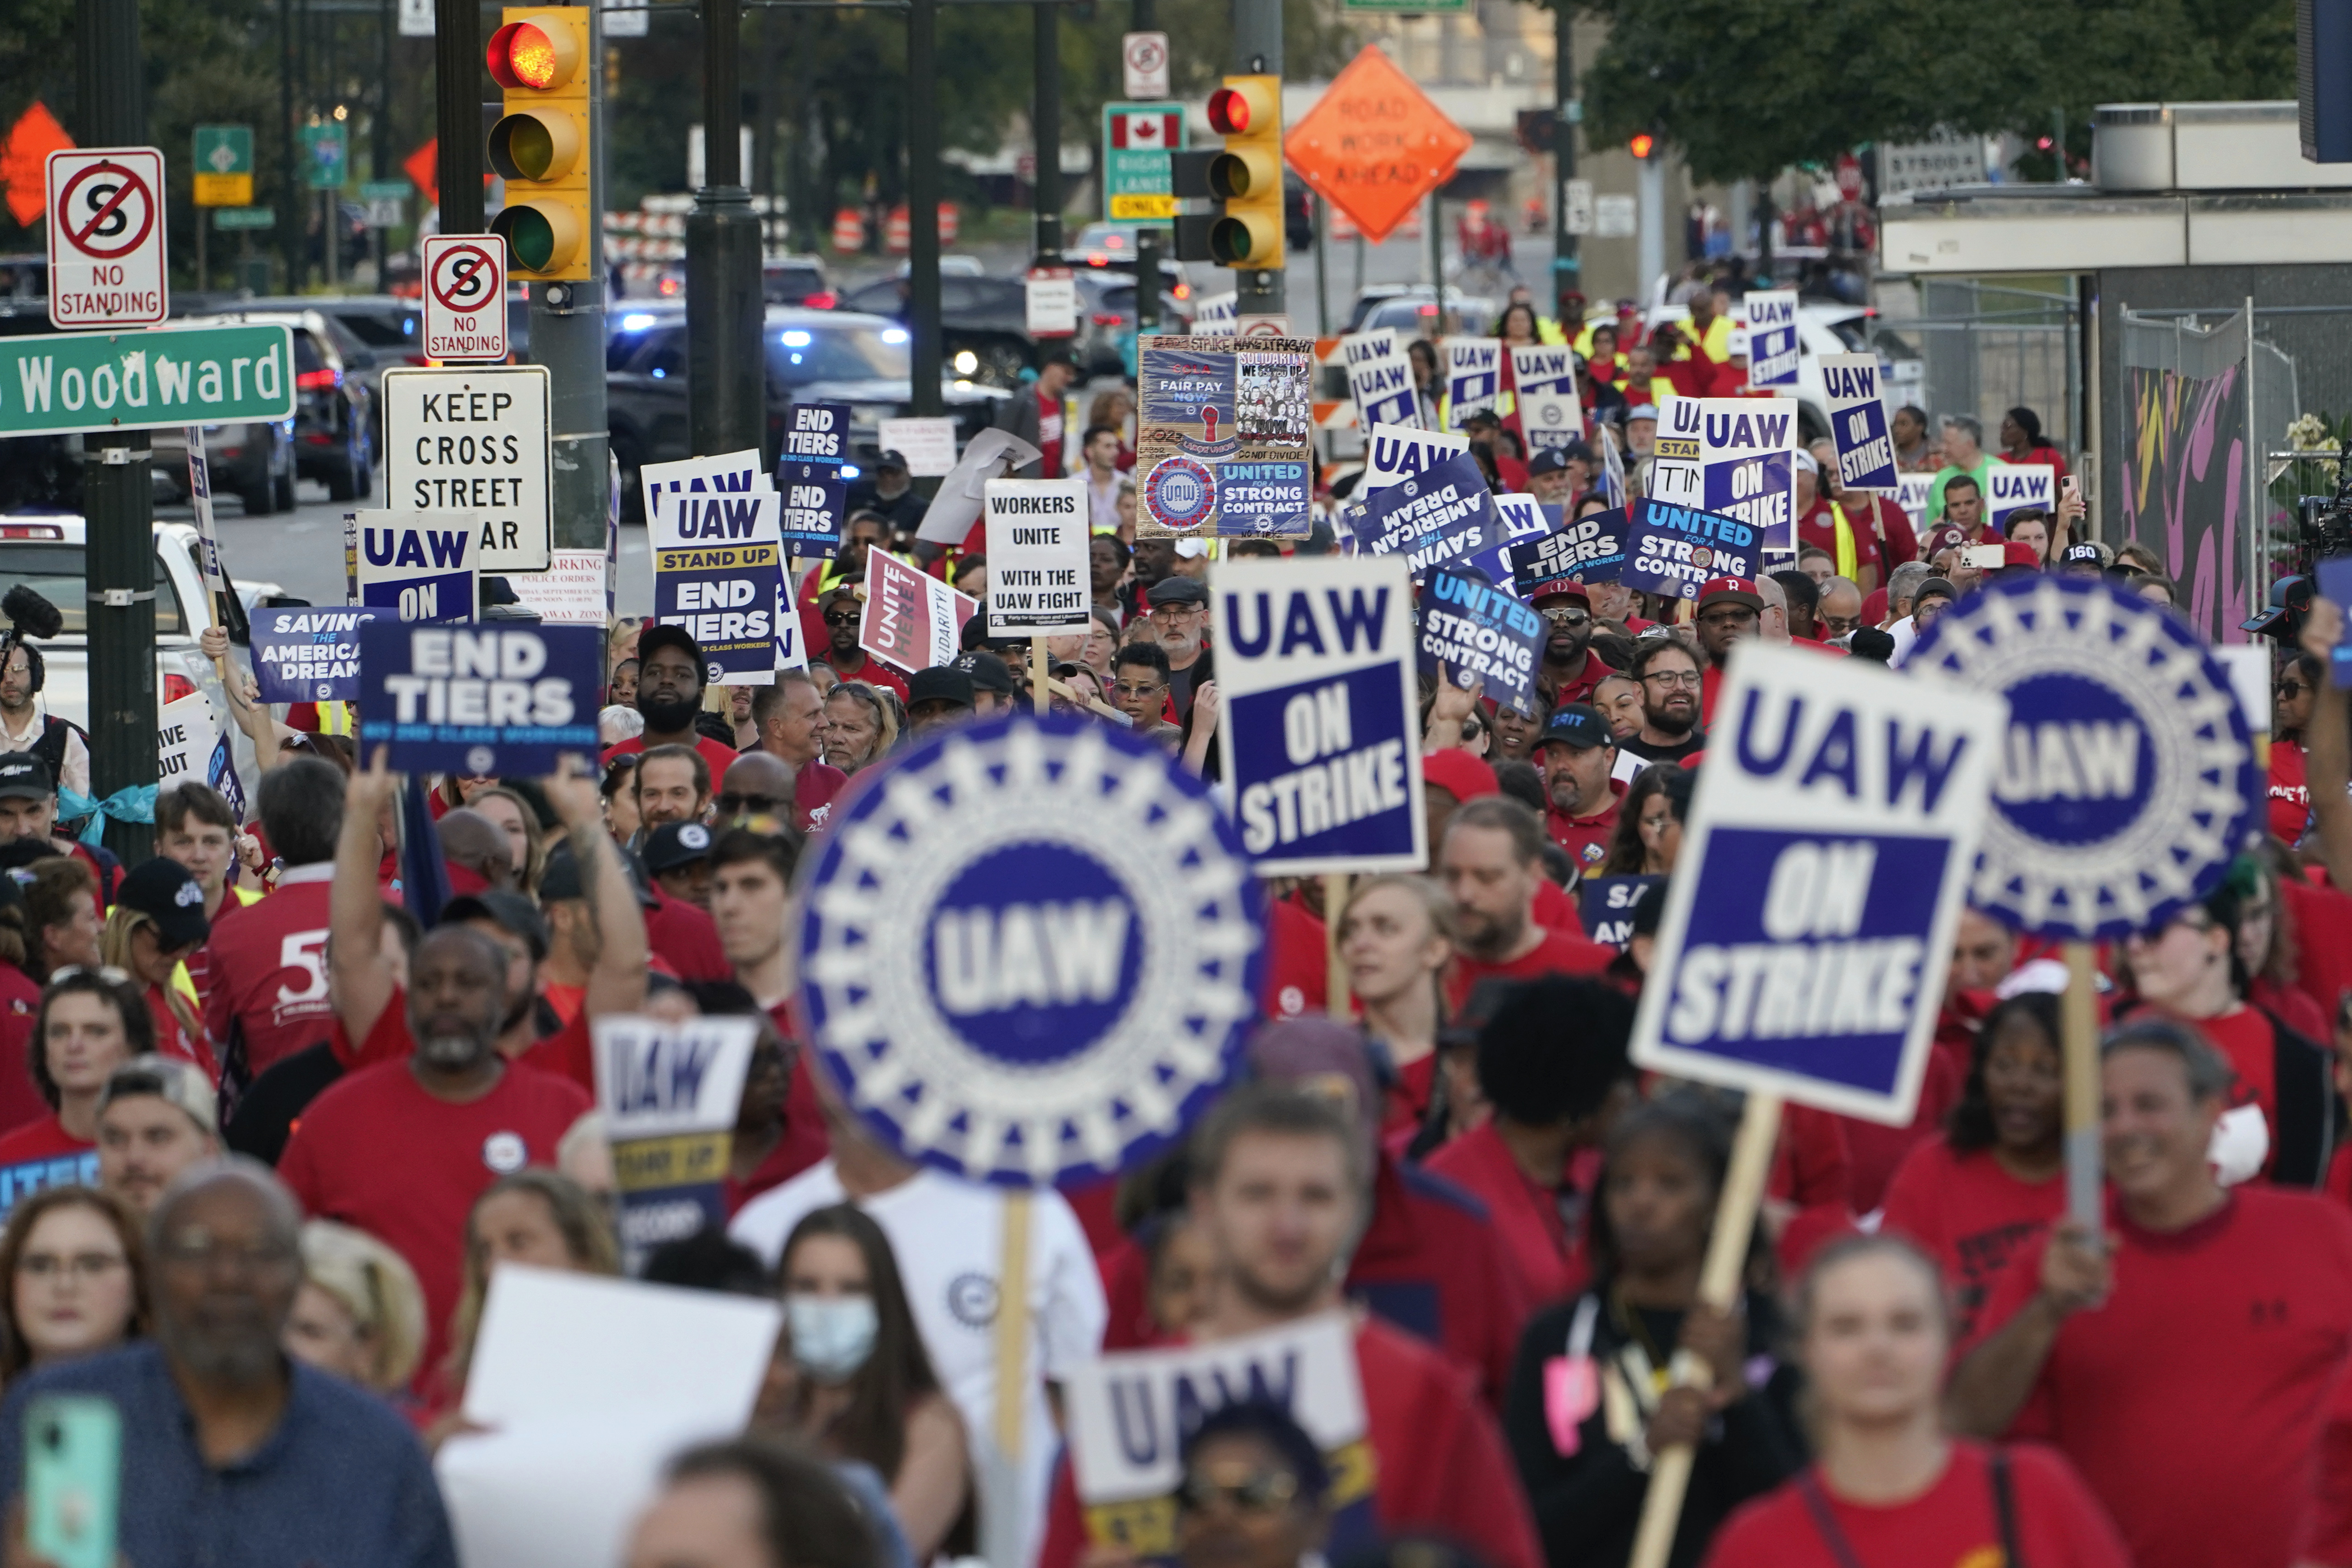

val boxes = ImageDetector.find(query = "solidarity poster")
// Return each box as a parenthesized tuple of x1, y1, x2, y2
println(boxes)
(1341, 329, 1420, 430)
(1511, 508, 1627, 594)
(1136, 336, 1314, 537)
(1651, 396, 1799, 552)
(357, 622, 602, 776)
(1822, 354, 1899, 492)
(1341, 450, 1503, 580)
(251, 606, 383, 703)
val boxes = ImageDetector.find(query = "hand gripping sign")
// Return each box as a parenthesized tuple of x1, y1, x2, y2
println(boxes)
(797, 711, 1264, 1188)
(1902, 574, 2260, 940)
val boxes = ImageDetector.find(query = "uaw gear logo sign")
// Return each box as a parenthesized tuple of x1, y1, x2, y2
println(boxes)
(1905, 575, 2258, 939)
(799, 713, 1265, 1186)
(1143, 456, 1217, 534)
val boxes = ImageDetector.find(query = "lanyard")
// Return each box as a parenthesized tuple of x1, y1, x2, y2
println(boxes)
(1796, 1452, 2023, 1568)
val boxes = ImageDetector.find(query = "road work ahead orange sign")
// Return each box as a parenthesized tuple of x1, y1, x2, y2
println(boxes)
(1283, 47, 1473, 245)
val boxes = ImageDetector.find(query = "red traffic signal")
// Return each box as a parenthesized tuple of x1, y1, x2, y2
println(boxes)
(1207, 80, 1277, 137)
(1629, 133, 1654, 160)
(487, 19, 580, 90)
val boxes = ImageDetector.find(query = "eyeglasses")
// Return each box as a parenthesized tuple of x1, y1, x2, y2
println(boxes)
(17, 1252, 125, 1282)
(1177, 1469, 1301, 1516)
(46, 965, 133, 988)
(1823, 618, 1861, 636)
(1698, 608, 1757, 627)
(717, 792, 784, 815)
(1641, 670, 1702, 689)
(154, 1234, 298, 1273)
(1540, 608, 1591, 627)
(1113, 681, 1166, 699)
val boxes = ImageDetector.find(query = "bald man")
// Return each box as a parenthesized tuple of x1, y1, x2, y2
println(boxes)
(719, 751, 798, 826)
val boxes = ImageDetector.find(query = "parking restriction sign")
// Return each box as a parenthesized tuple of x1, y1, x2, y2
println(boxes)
(422, 234, 508, 361)
(45, 148, 168, 329)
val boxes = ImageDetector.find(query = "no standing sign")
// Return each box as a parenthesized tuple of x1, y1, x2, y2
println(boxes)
(46, 148, 168, 329)
(423, 234, 509, 361)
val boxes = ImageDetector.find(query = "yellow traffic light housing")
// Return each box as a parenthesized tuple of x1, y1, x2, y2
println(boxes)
(486, 10, 592, 279)
(1204, 75, 1283, 271)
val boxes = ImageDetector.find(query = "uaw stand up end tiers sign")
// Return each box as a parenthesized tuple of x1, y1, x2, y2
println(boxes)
(797, 713, 1266, 1187)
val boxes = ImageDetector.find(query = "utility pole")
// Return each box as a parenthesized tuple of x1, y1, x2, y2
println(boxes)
(1131, 0, 1159, 335)
(1233, 0, 1282, 320)
(688, 0, 765, 458)
(435, 0, 484, 234)
(76, 0, 157, 860)
(281, 0, 302, 289)
(1033, 0, 1062, 262)
(535, 0, 612, 554)
(1551, 1, 1579, 327)
(907, 0, 944, 415)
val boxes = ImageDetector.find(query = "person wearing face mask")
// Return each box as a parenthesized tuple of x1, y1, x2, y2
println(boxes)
(1705, 1237, 2128, 1568)
(762, 1204, 974, 1560)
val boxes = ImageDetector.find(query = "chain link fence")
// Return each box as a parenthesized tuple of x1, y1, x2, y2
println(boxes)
(1870, 279, 2082, 451)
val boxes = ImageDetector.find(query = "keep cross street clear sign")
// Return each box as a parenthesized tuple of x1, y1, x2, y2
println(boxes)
(381, 364, 553, 574)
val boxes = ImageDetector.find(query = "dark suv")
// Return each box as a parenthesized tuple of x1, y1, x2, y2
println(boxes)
(178, 309, 375, 502)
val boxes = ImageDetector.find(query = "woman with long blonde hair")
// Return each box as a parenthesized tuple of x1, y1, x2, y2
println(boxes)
(1336, 874, 1459, 1141)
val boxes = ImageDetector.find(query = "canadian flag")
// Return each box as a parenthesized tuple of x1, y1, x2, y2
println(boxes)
(1111, 111, 1181, 150)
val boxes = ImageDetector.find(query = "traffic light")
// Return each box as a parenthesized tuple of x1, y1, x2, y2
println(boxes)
(1204, 75, 1283, 271)
(486, 8, 592, 279)
(1629, 132, 1655, 160)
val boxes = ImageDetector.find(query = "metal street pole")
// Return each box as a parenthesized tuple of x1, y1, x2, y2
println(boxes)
(907, 0, 944, 415)
(534, 0, 611, 554)
(1131, 0, 1160, 335)
(1233, 0, 1282, 320)
(1033, 0, 1062, 262)
(281, 0, 302, 289)
(76, 0, 157, 861)
(689, 0, 765, 458)
(1551, 0, 1579, 328)
(435, 0, 483, 234)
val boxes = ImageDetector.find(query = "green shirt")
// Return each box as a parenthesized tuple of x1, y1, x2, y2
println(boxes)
(1927, 454, 2008, 525)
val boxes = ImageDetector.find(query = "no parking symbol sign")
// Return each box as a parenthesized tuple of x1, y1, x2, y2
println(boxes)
(46, 148, 168, 329)
(424, 234, 508, 361)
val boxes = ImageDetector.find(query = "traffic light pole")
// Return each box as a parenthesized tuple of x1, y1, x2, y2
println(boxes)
(1231, 0, 1282, 320)
(1551, 1, 1579, 327)
(907, 0, 944, 415)
(435, 0, 484, 234)
(1033, 0, 1062, 262)
(1130, 0, 1159, 335)
(535, 0, 611, 555)
(76, 0, 156, 861)
(690, 0, 767, 458)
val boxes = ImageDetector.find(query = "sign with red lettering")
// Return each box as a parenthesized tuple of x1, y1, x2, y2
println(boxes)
(46, 147, 168, 329)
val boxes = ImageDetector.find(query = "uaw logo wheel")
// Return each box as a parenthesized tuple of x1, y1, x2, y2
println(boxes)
(465, 746, 497, 775)
(1690, 545, 1715, 572)
(1905, 574, 2258, 939)
(1143, 455, 1217, 535)
(798, 712, 1265, 1186)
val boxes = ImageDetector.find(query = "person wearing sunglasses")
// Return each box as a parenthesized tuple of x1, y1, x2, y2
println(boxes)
(1529, 582, 1615, 708)
(101, 858, 214, 1079)
(2269, 649, 2323, 844)
(1174, 1401, 1332, 1568)
(815, 583, 910, 705)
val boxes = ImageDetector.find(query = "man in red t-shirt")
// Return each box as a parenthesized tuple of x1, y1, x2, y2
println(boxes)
(1036, 1083, 1542, 1568)
(600, 624, 738, 783)
(1535, 703, 1623, 873)
(1439, 796, 1611, 1011)
(749, 672, 847, 834)
(1529, 582, 1615, 708)
(811, 583, 911, 704)
(710, 829, 828, 1205)
(1693, 576, 1765, 727)
(1949, 1019, 2352, 1568)
(202, 756, 355, 1088)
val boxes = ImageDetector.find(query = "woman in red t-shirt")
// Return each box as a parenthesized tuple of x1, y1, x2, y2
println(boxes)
(1337, 875, 1458, 1147)
(0, 970, 151, 1176)
(1879, 992, 2066, 1345)
(1704, 1235, 2129, 1568)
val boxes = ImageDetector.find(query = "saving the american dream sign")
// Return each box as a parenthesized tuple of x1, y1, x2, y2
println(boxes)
(1632, 642, 2006, 1122)
(1213, 556, 1425, 876)
(797, 712, 1264, 1187)
(357, 622, 602, 777)
(1903, 574, 2261, 939)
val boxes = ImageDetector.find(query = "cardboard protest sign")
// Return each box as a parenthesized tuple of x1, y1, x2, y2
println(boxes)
(1986, 463, 2054, 532)
(1136, 336, 1314, 537)
(357, 622, 602, 777)
(1341, 328, 1419, 430)
(797, 710, 1262, 1185)
(1651, 396, 1799, 552)
(1420, 567, 1542, 708)
(779, 401, 851, 468)
(1822, 354, 1899, 492)
(251, 606, 383, 703)
(1519, 389, 1585, 454)
(1581, 874, 1662, 946)
(640, 447, 765, 524)
(1511, 507, 1626, 594)
(1341, 450, 1503, 580)
(593, 1015, 758, 1272)
(157, 693, 218, 793)
(1905, 575, 2259, 939)
(1745, 290, 1801, 388)
(1896, 473, 1933, 529)
(860, 549, 976, 673)
(1467, 492, 1560, 586)
(1444, 340, 1499, 430)
(877, 416, 958, 478)
(1508, 343, 1579, 397)
(1064, 1312, 1370, 1555)
(651, 487, 785, 685)
(1359, 422, 1469, 491)
(984, 477, 1092, 636)
(353, 509, 479, 623)
(1632, 642, 2006, 1122)
(1214, 556, 1425, 874)
(1621, 497, 1763, 602)
(776, 463, 848, 559)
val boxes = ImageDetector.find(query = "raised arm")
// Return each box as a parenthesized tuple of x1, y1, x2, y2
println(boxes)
(544, 760, 648, 1020)
(2302, 597, 2352, 887)
(331, 749, 402, 1048)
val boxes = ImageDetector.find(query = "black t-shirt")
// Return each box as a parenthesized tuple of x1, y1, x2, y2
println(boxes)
(224, 1040, 346, 1166)
(1620, 729, 1706, 765)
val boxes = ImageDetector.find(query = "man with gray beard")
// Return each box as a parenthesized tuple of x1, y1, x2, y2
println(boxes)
(0, 1162, 458, 1567)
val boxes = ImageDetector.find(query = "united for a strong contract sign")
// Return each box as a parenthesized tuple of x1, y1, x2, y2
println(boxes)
(797, 713, 1264, 1187)
(1904, 574, 2260, 939)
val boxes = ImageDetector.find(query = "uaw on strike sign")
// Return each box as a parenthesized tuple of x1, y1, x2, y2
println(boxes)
(1633, 643, 2005, 1122)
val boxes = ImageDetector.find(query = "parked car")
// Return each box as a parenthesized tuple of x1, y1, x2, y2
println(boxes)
(235, 295, 422, 451)
(0, 516, 263, 786)
(764, 256, 834, 307)
(834, 272, 1036, 389)
(603, 303, 1009, 520)
(1345, 285, 1500, 338)
(176, 308, 375, 501)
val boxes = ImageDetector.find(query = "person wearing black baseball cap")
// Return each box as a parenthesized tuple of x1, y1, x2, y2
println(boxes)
(813, 580, 910, 705)
(1145, 576, 1213, 722)
(102, 858, 214, 1073)
(0, 752, 117, 902)
(952, 651, 1021, 718)
(846, 448, 925, 539)
(905, 667, 976, 737)
(1525, 444, 1586, 509)
(601, 624, 742, 787)
(643, 820, 719, 910)
(1535, 704, 1624, 871)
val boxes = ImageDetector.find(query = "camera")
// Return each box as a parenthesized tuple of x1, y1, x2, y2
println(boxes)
(2247, 438, 2352, 642)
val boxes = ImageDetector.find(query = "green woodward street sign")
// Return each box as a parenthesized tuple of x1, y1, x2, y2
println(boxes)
(0, 325, 296, 437)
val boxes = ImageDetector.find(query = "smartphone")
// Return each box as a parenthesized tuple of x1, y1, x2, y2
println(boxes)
(2061, 474, 2079, 499)
(1963, 543, 2006, 569)
(24, 1395, 119, 1568)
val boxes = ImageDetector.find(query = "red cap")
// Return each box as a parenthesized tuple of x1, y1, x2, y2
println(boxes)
(1697, 577, 1765, 611)
(1530, 579, 1591, 606)
(1922, 524, 1967, 557)
(2001, 541, 2043, 570)
(1421, 747, 1499, 803)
